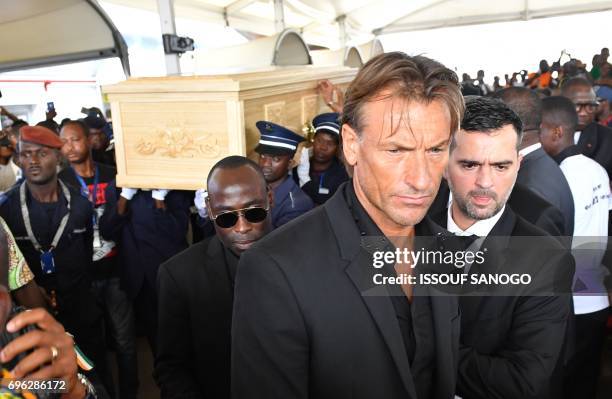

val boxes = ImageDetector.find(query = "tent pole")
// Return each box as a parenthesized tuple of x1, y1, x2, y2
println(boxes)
(156, 0, 181, 75)
(274, 0, 286, 32)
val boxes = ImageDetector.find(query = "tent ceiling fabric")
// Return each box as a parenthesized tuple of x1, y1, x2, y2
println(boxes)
(104, 0, 612, 49)
(1, 0, 609, 74)
(0, 0, 130, 75)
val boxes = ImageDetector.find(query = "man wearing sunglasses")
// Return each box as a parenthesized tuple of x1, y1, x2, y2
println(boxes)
(155, 155, 272, 399)
(561, 77, 612, 178)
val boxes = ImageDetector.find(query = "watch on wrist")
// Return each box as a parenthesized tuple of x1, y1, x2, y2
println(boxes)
(76, 373, 97, 398)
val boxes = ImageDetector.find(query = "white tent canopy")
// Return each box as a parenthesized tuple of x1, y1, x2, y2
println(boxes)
(102, 0, 612, 50)
(1, 0, 610, 75)
(0, 0, 129, 74)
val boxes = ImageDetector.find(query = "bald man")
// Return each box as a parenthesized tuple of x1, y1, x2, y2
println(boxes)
(561, 77, 612, 178)
(156, 156, 273, 399)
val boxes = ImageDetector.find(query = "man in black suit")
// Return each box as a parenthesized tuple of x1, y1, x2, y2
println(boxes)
(429, 97, 574, 399)
(232, 53, 466, 399)
(561, 77, 612, 178)
(155, 156, 273, 399)
(493, 87, 574, 236)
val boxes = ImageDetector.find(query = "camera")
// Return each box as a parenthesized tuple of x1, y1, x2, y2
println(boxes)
(162, 34, 195, 54)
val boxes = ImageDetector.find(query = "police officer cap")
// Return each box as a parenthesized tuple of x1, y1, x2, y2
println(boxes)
(255, 121, 305, 156)
(312, 112, 340, 137)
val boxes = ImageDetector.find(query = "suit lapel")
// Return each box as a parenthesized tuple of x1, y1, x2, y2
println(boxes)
(428, 290, 459, 398)
(344, 250, 418, 398)
(204, 237, 234, 309)
(324, 184, 418, 397)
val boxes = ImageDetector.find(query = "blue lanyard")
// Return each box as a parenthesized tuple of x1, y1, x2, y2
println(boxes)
(318, 172, 327, 189)
(73, 166, 99, 222)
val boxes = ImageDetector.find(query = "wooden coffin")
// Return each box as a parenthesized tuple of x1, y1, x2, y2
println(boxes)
(102, 66, 357, 190)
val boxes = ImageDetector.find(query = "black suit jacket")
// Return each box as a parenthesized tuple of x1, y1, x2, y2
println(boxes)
(232, 182, 460, 399)
(430, 206, 574, 399)
(517, 147, 574, 235)
(155, 236, 234, 399)
(429, 180, 567, 238)
(576, 121, 612, 178)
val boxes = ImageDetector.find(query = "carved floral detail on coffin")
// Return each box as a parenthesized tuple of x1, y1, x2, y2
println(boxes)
(135, 125, 221, 158)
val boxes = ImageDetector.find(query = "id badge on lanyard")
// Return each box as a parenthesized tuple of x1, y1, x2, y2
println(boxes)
(318, 172, 329, 195)
(40, 250, 56, 274)
(20, 181, 71, 276)
(74, 167, 101, 247)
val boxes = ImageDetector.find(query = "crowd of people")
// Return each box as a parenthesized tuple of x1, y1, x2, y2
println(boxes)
(0, 47, 609, 399)
(460, 47, 612, 128)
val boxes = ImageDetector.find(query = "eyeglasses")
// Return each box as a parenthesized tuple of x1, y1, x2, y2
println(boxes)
(209, 205, 269, 228)
(575, 103, 598, 113)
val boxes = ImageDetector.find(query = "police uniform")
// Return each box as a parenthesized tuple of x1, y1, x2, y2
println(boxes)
(255, 121, 313, 228)
(292, 113, 349, 205)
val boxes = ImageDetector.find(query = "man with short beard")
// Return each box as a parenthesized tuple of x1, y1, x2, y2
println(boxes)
(428, 97, 574, 399)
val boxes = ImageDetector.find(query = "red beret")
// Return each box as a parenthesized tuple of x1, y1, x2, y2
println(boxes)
(20, 126, 64, 149)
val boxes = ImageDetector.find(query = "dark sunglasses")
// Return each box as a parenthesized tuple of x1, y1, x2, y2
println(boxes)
(575, 103, 598, 113)
(210, 205, 269, 228)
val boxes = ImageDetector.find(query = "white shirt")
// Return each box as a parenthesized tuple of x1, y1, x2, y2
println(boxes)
(560, 153, 611, 314)
(446, 202, 505, 238)
(519, 142, 541, 157)
(574, 131, 581, 145)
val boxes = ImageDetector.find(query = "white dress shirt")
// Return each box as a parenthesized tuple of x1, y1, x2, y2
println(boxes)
(446, 202, 505, 238)
(519, 142, 541, 157)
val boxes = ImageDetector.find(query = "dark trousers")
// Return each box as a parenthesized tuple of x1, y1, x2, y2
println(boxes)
(563, 307, 610, 399)
(92, 277, 139, 399)
(58, 300, 113, 399)
(133, 279, 158, 357)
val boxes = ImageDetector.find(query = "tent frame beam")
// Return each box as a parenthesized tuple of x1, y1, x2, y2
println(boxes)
(376, 1, 612, 34)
